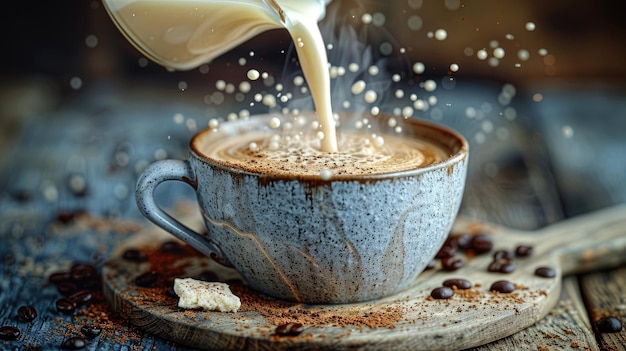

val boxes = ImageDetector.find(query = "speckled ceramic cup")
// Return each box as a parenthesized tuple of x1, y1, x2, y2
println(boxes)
(136, 114, 468, 304)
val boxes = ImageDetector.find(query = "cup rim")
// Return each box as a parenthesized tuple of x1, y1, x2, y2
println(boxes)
(189, 113, 469, 182)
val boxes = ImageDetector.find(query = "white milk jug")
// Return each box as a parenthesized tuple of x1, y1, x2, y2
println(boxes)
(102, 0, 332, 71)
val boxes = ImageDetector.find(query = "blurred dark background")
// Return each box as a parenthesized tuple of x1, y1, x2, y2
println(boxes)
(1, 0, 625, 225)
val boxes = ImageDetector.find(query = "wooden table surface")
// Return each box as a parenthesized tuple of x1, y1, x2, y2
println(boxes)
(1, 81, 625, 350)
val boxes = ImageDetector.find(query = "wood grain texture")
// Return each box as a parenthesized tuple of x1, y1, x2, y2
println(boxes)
(103, 204, 626, 351)
(579, 266, 626, 351)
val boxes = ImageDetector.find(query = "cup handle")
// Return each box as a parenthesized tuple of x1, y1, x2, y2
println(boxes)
(135, 159, 230, 266)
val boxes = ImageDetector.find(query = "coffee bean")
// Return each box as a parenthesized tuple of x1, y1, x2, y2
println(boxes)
(487, 261, 502, 272)
(534, 266, 556, 278)
(49, 272, 72, 285)
(56, 298, 77, 314)
(69, 290, 93, 306)
(161, 240, 185, 253)
(515, 245, 533, 257)
(498, 262, 516, 274)
(493, 250, 514, 261)
(135, 271, 160, 287)
(57, 282, 78, 296)
(452, 234, 472, 251)
(441, 257, 464, 271)
(122, 248, 147, 261)
(443, 278, 472, 290)
(17, 305, 37, 322)
(57, 211, 77, 224)
(70, 263, 96, 282)
(596, 316, 623, 333)
(80, 325, 102, 338)
(197, 270, 219, 282)
(490, 280, 515, 294)
(61, 336, 87, 350)
(274, 323, 304, 337)
(0, 326, 21, 340)
(470, 234, 493, 254)
(430, 286, 455, 299)
(435, 244, 457, 259)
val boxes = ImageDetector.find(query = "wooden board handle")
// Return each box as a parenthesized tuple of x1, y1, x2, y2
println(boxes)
(531, 203, 626, 275)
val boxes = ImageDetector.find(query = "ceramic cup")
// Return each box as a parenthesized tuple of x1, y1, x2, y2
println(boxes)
(135, 114, 468, 304)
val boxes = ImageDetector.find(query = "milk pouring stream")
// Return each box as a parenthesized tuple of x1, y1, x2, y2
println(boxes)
(103, 0, 338, 152)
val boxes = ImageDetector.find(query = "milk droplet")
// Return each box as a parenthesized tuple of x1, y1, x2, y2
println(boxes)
(368, 65, 380, 76)
(408, 15, 423, 31)
(173, 113, 184, 124)
(450, 63, 459, 72)
(435, 29, 448, 41)
(208, 118, 219, 129)
(248, 142, 259, 152)
(477, 49, 488, 60)
(412, 62, 425, 74)
(269, 117, 281, 129)
(319, 169, 332, 180)
(424, 80, 437, 92)
(364, 90, 378, 103)
(525, 22, 536, 31)
(361, 13, 372, 24)
(70, 77, 83, 90)
(247, 69, 260, 80)
(517, 49, 530, 61)
(373, 135, 385, 147)
(562, 125, 574, 138)
(85, 34, 98, 48)
(493, 47, 505, 59)
(351, 80, 366, 95)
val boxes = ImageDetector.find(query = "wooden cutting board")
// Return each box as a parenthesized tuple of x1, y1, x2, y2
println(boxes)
(102, 204, 626, 351)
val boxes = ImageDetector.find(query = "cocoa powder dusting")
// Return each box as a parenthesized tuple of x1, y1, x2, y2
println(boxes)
(123, 241, 403, 329)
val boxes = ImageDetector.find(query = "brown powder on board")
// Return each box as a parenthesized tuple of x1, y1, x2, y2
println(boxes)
(121, 241, 404, 329)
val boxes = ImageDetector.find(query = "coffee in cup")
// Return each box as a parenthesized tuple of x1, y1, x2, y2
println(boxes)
(136, 112, 468, 303)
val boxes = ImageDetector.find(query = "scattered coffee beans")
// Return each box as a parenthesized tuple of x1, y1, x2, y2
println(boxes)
(161, 240, 185, 253)
(441, 257, 464, 271)
(470, 234, 493, 254)
(490, 280, 515, 294)
(122, 248, 147, 262)
(436, 244, 457, 259)
(69, 290, 93, 306)
(49, 272, 72, 285)
(274, 323, 305, 337)
(61, 336, 87, 350)
(57, 282, 78, 296)
(56, 298, 77, 314)
(430, 286, 455, 299)
(442, 278, 472, 290)
(498, 262, 516, 274)
(514, 245, 533, 257)
(17, 305, 37, 322)
(596, 316, 623, 333)
(135, 271, 160, 287)
(80, 325, 102, 338)
(493, 250, 514, 260)
(534, 266, 556, 278)
(70, 263, 96, 282)
(0, 326, 21, 341)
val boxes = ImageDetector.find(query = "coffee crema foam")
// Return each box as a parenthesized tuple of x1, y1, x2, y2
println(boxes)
(195, 130, 449, 177)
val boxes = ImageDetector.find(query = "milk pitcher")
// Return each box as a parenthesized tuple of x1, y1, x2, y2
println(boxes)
(102, 0, 332, 70)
